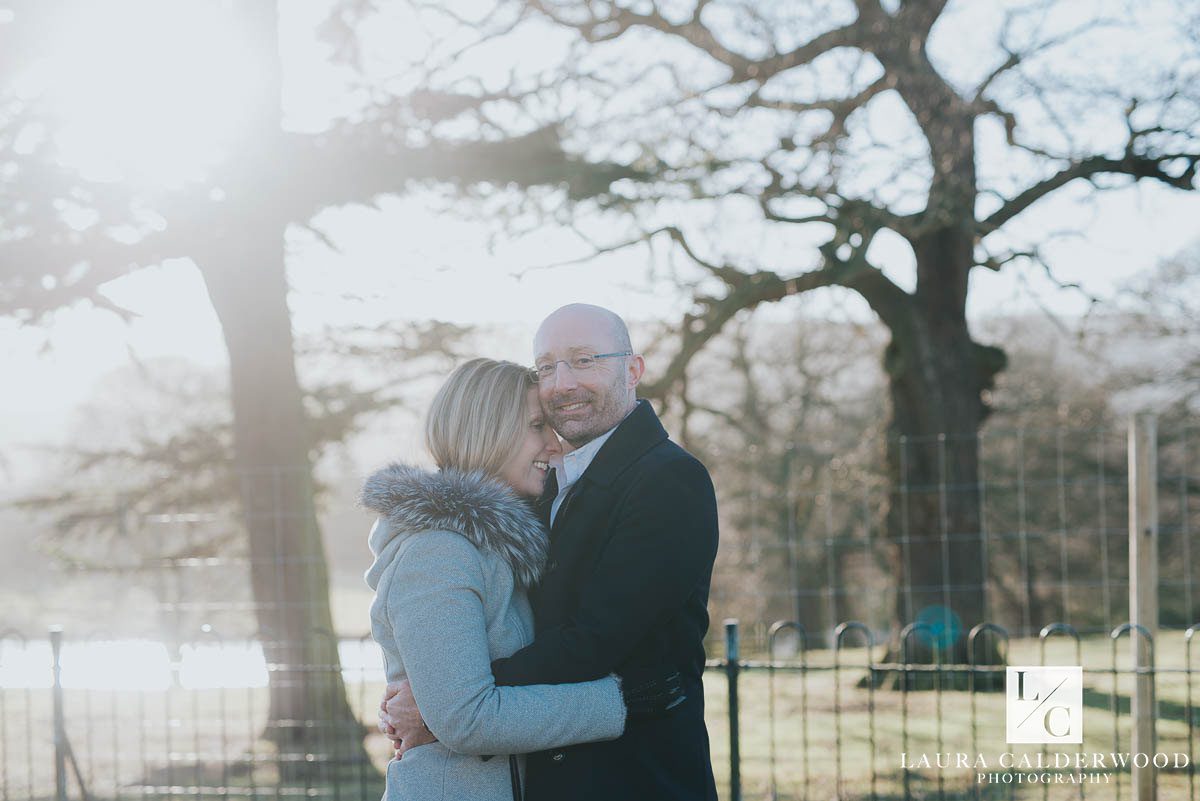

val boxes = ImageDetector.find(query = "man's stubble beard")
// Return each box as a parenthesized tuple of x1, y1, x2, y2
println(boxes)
(548, 371, 632, 448)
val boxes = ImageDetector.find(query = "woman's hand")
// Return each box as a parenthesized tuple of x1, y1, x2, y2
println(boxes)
(380, 679, 438, 757)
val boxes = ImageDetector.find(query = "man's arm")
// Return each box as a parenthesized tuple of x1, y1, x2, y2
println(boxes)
(492, 455, 718, 686)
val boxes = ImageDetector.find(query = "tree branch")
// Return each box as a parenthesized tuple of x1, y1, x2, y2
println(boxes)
(981, 151, 1200, 234)
(287, 124, 653, 218)
(971, 12, 1124, 104)
(0, 230, 190, 323)
(746, 74, 892, 133)
(639, 227, 911, 399)
(751, 23, 864, 83)
(525, 0, 864, 84)
(972, 52, 1020, 103)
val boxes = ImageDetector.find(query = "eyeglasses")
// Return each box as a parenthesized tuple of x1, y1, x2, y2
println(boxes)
(531, 351, 632, 383)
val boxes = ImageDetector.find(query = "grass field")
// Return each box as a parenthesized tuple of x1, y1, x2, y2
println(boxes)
(2, 631, 1198, 800)
(703, 631, 1200, 800)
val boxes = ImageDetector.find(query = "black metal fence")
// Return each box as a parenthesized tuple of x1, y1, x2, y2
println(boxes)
(1, 627, 388, 801)
(3, 619, 1199, 800)
(2, 417, 1196, 800)
(706, 619, 1199, 801)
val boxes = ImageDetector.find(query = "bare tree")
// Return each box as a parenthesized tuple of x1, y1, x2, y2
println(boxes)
(666, 315, 889, 642)
(0, 0, 638, 762)
(15, 320, 468, 566)
(1112, 243, 1200, 417)
(342, 0, 1200, 679)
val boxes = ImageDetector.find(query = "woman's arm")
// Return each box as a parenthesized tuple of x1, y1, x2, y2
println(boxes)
(385, 531, 625, 755)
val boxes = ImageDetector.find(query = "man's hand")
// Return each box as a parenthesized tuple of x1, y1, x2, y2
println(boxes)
(378, 679, 437, 758)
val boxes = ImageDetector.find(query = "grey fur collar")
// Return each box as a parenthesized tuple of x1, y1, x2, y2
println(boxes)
(360, 463, 548, 590)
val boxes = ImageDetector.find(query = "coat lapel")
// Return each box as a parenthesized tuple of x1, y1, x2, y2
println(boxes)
(549, 400, 669, 536)
(550, 480, 585, 535)
(536, 468, 558, 528)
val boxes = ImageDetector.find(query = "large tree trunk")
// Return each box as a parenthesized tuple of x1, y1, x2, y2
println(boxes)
(201, 241, 369, 771)
(869, 224, 1008, 690)
(186, 2, 370, 772)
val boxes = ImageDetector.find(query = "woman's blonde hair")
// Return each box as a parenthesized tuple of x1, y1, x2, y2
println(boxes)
(425, 358, 534, 476)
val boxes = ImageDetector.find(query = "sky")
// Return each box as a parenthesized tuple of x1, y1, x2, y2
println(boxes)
(3, 0, 1199, 465)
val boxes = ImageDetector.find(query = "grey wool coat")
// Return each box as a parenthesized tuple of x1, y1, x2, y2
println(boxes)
(361, 464, 626, 801)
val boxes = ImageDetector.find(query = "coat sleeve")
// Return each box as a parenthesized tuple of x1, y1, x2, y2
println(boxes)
(491, 455, 719, 686)
(385, 531, 626, 755)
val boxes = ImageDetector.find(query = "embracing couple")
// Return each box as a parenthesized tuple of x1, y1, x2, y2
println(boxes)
(360, 304, 720, 801)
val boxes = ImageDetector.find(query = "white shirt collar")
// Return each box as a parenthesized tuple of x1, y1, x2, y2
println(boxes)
(559, 425, 618, 488)
(550, 404, 637, 524)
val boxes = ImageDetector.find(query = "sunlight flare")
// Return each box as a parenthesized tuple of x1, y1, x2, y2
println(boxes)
(21, 0, 262, 186)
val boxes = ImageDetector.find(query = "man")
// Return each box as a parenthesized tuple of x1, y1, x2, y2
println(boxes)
(381, 303, 720, 801)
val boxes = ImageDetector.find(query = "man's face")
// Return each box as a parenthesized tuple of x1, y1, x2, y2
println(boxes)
(533, 313, 638, 447)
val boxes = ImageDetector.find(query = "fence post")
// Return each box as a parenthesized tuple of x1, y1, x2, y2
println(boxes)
(724, 619, 741, 801)
(50, 626, 67, 801)
(1128, 414, 1158, 801)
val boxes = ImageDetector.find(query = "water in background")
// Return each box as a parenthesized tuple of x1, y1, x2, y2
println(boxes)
(0, 638, 384, 689)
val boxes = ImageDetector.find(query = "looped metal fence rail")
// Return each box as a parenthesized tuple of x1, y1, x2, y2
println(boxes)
(706, 619, 1199, 801)
(1, 618, 1198, 800)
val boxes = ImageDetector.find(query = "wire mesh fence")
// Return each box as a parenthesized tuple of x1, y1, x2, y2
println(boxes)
(1, 417, 1196, 800)
(4, 620, 1199, 801)
(0, 630, 389, 801)
(707, 419, 1199, 652)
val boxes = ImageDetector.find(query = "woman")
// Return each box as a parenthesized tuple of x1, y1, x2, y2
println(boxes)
(361, 358, 660, 801)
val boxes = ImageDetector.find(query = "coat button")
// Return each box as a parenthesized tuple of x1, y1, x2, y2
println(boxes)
(551, 752, 565, 762)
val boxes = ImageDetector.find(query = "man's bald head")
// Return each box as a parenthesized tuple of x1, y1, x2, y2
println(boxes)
(533, 304, 644, 446)
(534, 303, 632, 355)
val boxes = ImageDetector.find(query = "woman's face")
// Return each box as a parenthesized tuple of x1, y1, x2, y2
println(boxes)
(499, 387, 561, 498)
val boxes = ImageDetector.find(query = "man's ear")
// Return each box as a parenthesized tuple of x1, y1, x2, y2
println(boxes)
(626, 354, 646, 388)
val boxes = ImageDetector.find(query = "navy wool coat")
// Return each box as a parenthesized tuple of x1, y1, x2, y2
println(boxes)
(492, 399, 721, 801)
